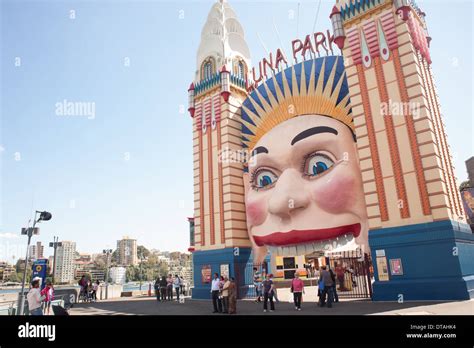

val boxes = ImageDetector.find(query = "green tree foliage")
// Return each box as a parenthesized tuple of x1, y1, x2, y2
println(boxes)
(124, 255, 169, 282)
(460, 180, 471, 190)
(137, 245, 150, 260)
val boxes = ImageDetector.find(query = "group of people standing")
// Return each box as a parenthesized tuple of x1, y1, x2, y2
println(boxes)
(210, 273, 237, 314)
(154, 274, 185, 302)
(250, 264, 345, 312)
(78, 275, 100, 302)
(27, 278, 55, 316)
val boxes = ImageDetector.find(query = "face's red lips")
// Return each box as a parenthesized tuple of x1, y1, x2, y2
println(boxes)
(252, 223, 361, 247)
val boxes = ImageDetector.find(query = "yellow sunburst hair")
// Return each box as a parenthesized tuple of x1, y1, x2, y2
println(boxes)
(241, 56, 354, 151)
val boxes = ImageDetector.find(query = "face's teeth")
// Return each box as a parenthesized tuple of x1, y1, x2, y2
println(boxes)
(267, 246, 277, 256)
(264, 233, 356, 256)
(294, 244, 302, 256)
(313, 241, 321, 252)
(282, 245, 296, 256)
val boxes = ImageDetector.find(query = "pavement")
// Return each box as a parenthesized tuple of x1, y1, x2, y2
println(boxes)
(69, 290, 474, 316)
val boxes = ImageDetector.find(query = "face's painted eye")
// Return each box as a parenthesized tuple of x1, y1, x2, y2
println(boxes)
(304, 153, 334, 177)
(252, 169, 278, 190)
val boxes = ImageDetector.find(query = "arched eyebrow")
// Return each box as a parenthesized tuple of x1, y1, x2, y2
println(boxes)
(250, 146, 269, 158)
(291, 126, 338, 145)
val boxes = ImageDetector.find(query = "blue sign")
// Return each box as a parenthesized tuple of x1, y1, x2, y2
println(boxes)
(32, 259, 48, 290)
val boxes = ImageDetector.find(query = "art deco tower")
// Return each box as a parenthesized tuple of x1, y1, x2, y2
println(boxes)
(331, 0, 473, 300)
(188, 0, 252, 298)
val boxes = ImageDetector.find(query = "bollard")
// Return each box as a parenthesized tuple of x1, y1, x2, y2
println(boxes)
(148, 283, 152, 297)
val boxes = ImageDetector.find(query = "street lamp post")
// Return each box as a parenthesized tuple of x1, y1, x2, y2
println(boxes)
(48, 236, 62, 284)
(103, 249, 112, 300)
(17, 211, 52, 315)
(139, 254, 144, 291)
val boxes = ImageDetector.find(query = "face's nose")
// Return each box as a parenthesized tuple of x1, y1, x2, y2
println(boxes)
(268, 168, 310, 220)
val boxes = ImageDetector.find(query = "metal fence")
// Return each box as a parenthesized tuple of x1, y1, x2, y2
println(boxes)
(235, 252, 373, 300)
(328, 251, 373, 299)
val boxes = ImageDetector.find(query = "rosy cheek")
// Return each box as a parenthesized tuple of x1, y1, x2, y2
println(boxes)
(311, 173, 357, 213)
(245, 199, 267, 227)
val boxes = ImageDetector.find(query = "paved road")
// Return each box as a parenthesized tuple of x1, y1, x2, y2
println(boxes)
(69, 296, 474, 316)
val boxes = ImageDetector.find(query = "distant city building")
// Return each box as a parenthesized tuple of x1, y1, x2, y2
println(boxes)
(28, 241, 44, 262)
(74, 253, 105, 282)
(0, 262, 15, 282)
(75, 267, 105, 282)
(466, 157, 474, 187)
(48, 256, 54, 271)
(109, 266, 126, 284)
(54, 241, 76, 283)
(76, 253, 92, 263)
(116, 237, 138, 266)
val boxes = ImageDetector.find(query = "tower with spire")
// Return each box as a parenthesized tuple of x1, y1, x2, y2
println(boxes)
(188, 0, 253, 299)
(330, 0, 474, 300)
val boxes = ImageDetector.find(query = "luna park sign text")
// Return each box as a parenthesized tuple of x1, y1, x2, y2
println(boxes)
(246, 30, 337, 91)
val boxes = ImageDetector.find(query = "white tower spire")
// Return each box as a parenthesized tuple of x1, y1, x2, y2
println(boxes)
(195, 0, 251, 82)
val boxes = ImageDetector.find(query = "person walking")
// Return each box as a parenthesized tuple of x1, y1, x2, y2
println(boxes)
(217, 276, 225, 312)
(253, 268, 262, 303)
(211, 273, 221, 313)
(329, 266, 339, 303)
(291, 272, 305, 311)
(319, 265, 335, 308)
(262, 274, 275, 312)
(179, 276, 185, 296)
(268, 273, 279, 303)
(27, 279, 44, 316)
(78, 275, 87, 300)
(166, 274, 173, 301)
(335, 262, 346, 291)
(154, 277, 161, 302)
(221, 276, 230, 314)
(228, 277, 237, 314)
(91, 280, 99, 302)
(40, 280, 54, 315)
(160, 275, 167, 301)
(173, 274, 181, 302)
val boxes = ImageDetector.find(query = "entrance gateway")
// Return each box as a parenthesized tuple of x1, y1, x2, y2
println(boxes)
(238, 250, 373, 300)
(187, 0, 474, 301)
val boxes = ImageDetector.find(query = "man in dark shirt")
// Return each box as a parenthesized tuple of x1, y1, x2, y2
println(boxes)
(319, 265, 335, 308)
(262, 274, 275, 312)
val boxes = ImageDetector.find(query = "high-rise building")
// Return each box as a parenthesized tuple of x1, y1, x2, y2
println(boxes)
(116, 237, 138, 266)
(28, 241, 44, 262)
(54, 241, 76, 283)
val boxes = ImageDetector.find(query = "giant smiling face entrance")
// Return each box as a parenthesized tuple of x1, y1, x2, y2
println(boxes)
(241, 57, 368, 263)
(188, 0, 474, 302)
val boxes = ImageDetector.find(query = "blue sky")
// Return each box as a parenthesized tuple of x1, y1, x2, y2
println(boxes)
(0, 0, 472, 262)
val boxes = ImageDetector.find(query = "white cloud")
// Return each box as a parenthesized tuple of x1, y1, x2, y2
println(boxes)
(0, 233, 19, 239)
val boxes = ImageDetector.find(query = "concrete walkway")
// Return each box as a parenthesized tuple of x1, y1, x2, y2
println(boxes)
(69, 294, 473, 316)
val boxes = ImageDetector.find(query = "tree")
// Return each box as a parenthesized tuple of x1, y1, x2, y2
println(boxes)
(137, 245, 150, 260)
(6, 272, 21, 283)
(460, 180, 471, 191)
(94, 257, 106, 270)
(15, 259, 26, 273)
(126, 266, 136, 283)
(111, 250, 118, 265)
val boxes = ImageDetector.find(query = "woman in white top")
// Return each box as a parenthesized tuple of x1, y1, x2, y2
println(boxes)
(27, 279, 44, 316)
